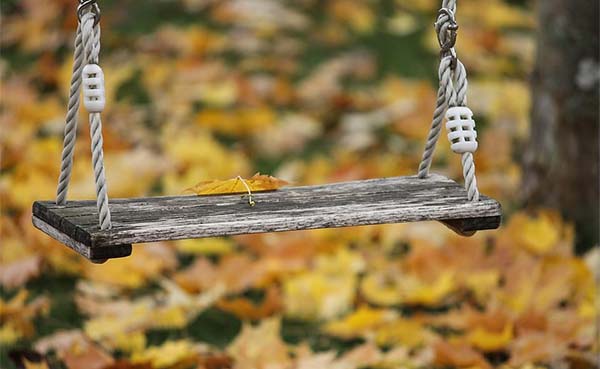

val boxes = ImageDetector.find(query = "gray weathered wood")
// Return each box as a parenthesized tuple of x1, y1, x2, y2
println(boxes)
(32, 216, 131, 262)
(32, 174, 501, 260)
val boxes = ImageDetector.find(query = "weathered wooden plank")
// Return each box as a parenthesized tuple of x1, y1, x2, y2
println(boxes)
(32, 174, 502, 259)
(32, 216, 132, 262)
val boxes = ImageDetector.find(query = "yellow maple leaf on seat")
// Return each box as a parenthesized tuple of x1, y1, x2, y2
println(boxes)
(187, 173, 289, 195)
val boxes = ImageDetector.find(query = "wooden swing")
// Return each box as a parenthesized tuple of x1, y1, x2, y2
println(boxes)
(32, 0, 502, 263)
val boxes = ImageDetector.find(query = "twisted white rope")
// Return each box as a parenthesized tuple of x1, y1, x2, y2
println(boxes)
(418, 0, 480, 202)
(56, 10, 112, 229)
(418, 57, 452, 178)
(56, 23, 84, 205)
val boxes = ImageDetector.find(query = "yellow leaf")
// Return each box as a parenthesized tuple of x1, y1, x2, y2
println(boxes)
(112, 332, 146, 354)
(198, 79, 238, 106)
(0, 290, 49, 344)
(195, 107, 276, 135)
(360, 272, 403, 306)
(386, 13, 419, 35)
(466, 324, 513, 352)
(323, 306, 396, 339)
(188, 173, 289, 195)
(402, 272, 456, 306)
(227, 317, 291, 369)
(152, 306, 188, 329)
(0, 323, 21, 345)
(283, 271, 356, 321)
(329, 0, 376, 34)
(82, 282, 224, 347)
(283, 249, 362, 320)
(463, 270, 501, 302)
(23, 359, 50, 369)
(502, 210, 573, 255)
(131, 340, 197, 369)
(84, 243, 177, 289)
(161, 127, 250, 195)
(175, 237, 236, 255)
(375, 319, 431, 348)
(518, 213, 560, 254)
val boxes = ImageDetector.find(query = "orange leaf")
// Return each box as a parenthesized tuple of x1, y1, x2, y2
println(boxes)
(433, 341, 491, 369)
(216, 286, 282, 320)
(187, 173, 289, 195)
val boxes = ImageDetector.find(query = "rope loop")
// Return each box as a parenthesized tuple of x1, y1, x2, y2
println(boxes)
(77, 0, 101, 26)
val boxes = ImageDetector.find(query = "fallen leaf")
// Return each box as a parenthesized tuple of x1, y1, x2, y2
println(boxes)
(283, 249, 362, 320)
(323, 306, 396, 340)
(508, 332, 569, 367)
(100, 362, 152, 369)
(502, 210, 572, 255)
(131, 340, 198, 369)
(80, 280, 224, 349)
(174, 255, 267, 294)
(216, 286, 282, 320)
(466, 323, 513, 352)
(374, 318, 434, 348)
(0, 256, 42, 289)
(35, 330, 114, 369)
(227, 317, 291, 369)
(0, 290, 50, 344)
(196, 353, 234, 369)
(175, 238, 236, 255)
(83, 243, 177, 289)
(433, 340, 492, 369)
(188, 173, 289, 196)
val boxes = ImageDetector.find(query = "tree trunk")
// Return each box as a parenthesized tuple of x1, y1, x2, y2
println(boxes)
(523, 0, 599, 251)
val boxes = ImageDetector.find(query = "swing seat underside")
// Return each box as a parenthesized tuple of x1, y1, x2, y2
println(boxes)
(32, 174, 501, 262)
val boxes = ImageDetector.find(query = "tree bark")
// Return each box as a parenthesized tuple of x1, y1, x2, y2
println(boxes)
(523, 0, 599, 251)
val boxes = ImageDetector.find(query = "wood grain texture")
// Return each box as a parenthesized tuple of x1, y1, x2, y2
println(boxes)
(32, 174, 501, 259)
(32, 216, 132, 262)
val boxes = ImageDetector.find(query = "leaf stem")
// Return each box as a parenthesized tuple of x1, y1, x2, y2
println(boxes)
(237, 176, 256, 206)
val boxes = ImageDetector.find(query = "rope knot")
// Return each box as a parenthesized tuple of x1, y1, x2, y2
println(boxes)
(435, 8, 458, 51)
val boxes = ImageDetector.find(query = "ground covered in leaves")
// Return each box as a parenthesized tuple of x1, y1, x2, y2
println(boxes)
(0, 0, 598, 368)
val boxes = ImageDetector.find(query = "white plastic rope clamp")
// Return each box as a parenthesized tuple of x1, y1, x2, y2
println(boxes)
(82, 64, 106, 113)
(445, 106, 478, 154)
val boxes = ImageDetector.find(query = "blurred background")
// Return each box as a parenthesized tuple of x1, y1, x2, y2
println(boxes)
(0, 0, 598, 368)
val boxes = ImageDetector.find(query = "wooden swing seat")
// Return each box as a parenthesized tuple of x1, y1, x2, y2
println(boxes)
(32, 174, 501, 262)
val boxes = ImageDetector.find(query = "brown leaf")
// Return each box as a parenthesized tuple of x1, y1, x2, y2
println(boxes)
(508, 332, 569, 367)
(174, 255, 266, 294)
(101, 362, 152, 369)
(35, 330, 114, 369)
(227, 317, 291, 369)
(197, 353, 234, 369)
(433, 340, 492, 369)
(216, 286, 282, 320)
